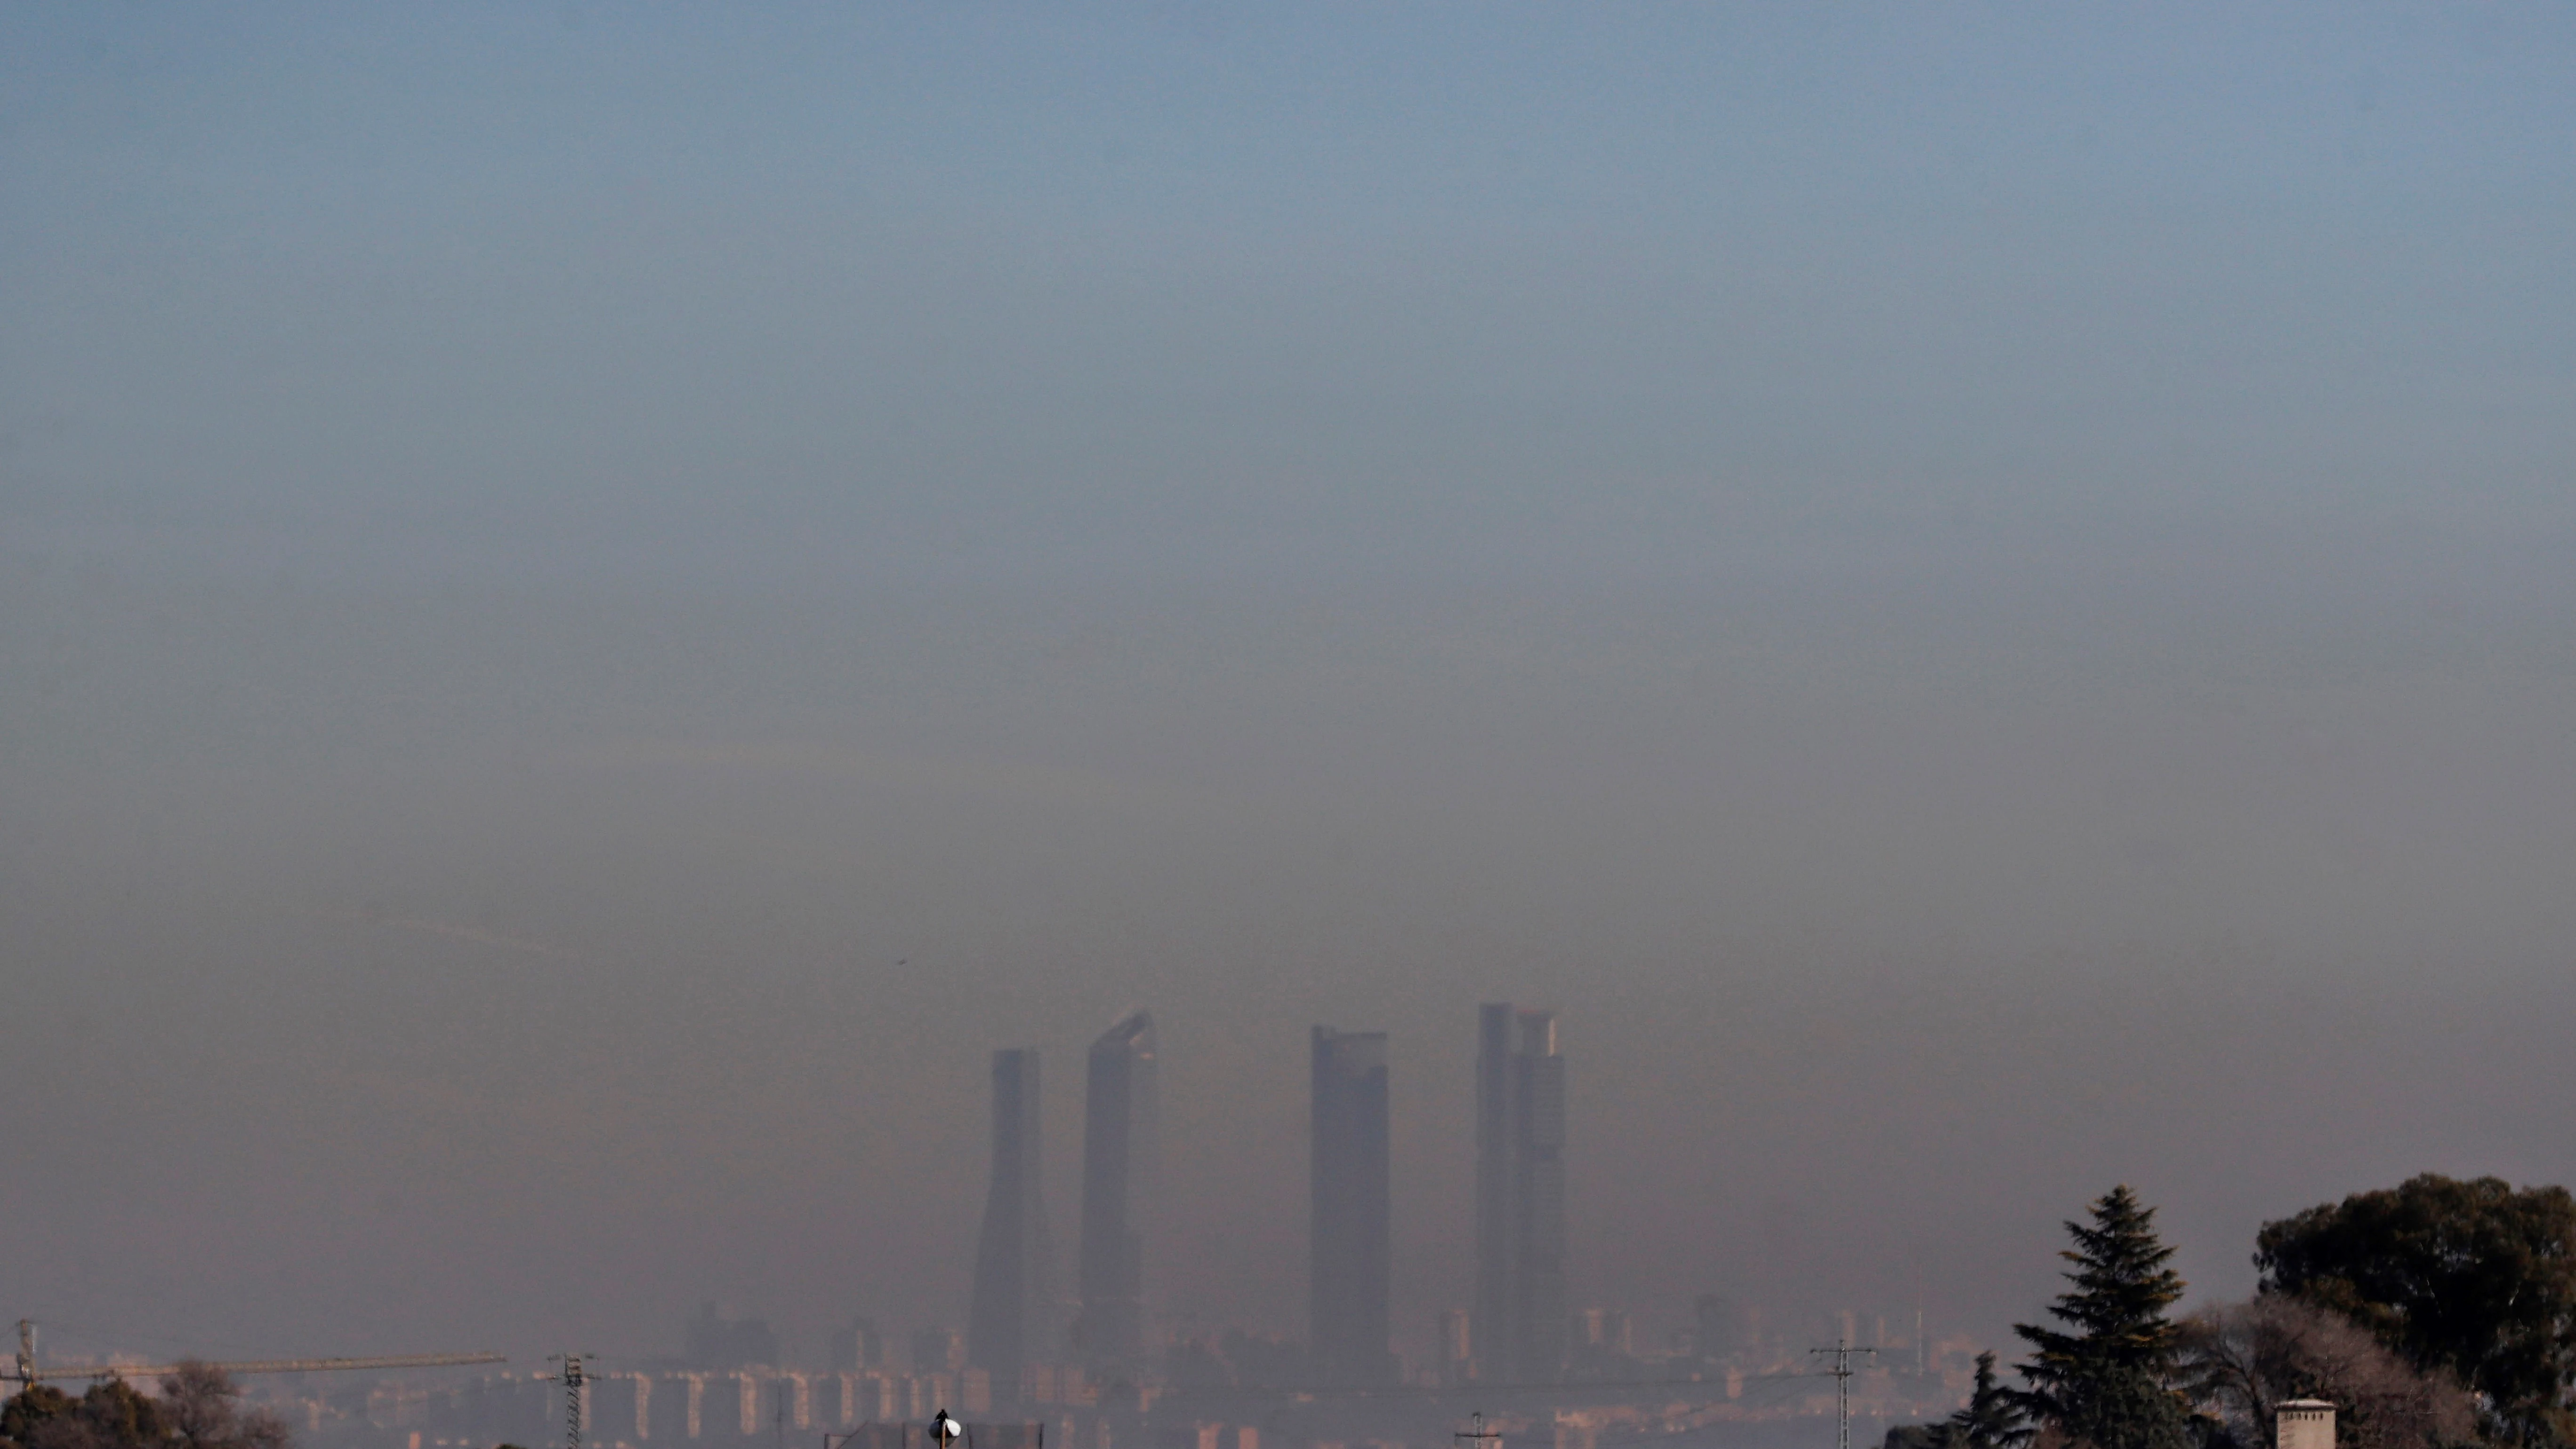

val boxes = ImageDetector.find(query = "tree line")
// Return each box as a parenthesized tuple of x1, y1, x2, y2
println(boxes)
(1890, 1175, 2576, 1449)
(0, 1364, 289, 1449)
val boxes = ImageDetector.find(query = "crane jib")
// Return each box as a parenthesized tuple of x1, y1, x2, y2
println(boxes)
(8, 1342, 506, 1383)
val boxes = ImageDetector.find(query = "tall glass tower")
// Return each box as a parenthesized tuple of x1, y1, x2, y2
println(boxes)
(1475, 1004, 1566, 1384)
(1310, 1025, 1396, 1387)
(969, 1047, 1054, 1399)
(1077, 1010, 1158, 1377)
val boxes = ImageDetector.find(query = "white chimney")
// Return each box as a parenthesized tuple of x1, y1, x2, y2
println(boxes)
(2277, 1399, 2335, 1449)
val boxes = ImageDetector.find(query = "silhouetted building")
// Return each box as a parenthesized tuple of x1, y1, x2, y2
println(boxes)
(1077, 1010, 1159, 1377)
(1475, 1003, 1566, 1383)
(1310, 1025, 1395, 1386)
(969, 1048, 1055, 1398)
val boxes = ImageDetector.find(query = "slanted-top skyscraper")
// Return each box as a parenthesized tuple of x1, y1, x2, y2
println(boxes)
(1310, 1025, 1396, 1387)
(969, 1047, 1054, 1399)
(1475, 1003, 1566, 1383)
(1076, 1010, 1158, 1378)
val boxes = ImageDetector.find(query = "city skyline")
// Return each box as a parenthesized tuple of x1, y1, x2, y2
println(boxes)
(11, 0, 2575, 1398)
(949, 1004, 1582, 1387)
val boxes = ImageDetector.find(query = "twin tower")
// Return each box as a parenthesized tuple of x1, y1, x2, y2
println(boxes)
(966, 1004, 1566, 1396)
(967, 1011, 1158, 1399)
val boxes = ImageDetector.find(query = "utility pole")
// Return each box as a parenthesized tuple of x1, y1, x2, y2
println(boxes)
(1810, 1337, 1877, 1449)
(1457, 1413, 1502, 1449)
(548, 1354, 592, 1449)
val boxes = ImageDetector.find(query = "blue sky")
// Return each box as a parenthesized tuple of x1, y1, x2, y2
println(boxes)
(9, 5, 2573, 586)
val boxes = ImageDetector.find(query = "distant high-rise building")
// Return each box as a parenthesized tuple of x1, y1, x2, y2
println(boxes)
(1475, 1003, 1566, 1384)
(1310, 1025, 1395, 1386)
(1077, 1010, 1159, 1377)
(969, 1048, 1054, 1398)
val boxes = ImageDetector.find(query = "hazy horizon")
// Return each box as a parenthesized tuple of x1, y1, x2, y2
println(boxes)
(6, 2, 2574, 1384)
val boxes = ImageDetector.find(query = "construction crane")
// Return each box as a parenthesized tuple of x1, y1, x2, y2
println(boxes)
(10, 1320, 504, 1389)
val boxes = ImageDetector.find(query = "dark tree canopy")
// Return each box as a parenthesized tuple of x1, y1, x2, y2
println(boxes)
(1956, 1351, 2037, 1449)
(2179, 1296, 2476, 1449)
(2255, 1174, 2576, 1447)
(1889, 1350, 2035, 1449)
(0, 1385, 79, 1449)
(0, 1379, 168, 1449)
(2015, 1185, 2194, 1449)
(0, 1367, 283, 1449)
(1885, 1425, 1957, 1449)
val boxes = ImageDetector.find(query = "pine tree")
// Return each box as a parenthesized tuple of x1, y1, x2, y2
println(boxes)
(2013, 1185, 2193, 1449)
(1951, 1352, 2034, 1449)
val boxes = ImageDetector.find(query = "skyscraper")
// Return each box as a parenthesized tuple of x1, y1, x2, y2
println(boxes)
(1475, 1003, 1566, 1384)
(969, 1047, 1054, 1399)
(1310, 1025, 1395, 1387)
(1077, 1010, 1158, 1377)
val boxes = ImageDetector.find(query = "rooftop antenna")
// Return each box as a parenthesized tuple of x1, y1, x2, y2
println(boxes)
(1913, 1264, 1926, 1377)
(1810, 1336, 1877, 1449)
(1457, 1412, 1502, 1449)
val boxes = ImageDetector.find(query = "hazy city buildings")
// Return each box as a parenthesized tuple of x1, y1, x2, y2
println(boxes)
(1077, 1010, 1159, 1379)
(1475, 1002, 1567, 1384)
(969, 1047, 1055, 1400)
(910, 1328, 967, 1377)
(1692, 1293, 1747, 1364)
(1438, 1307, 1474, 1387)
(1308, 1025, 1395, 1387)
(683, 1303, 781, 1369)
(827, 1318, 885, 1374)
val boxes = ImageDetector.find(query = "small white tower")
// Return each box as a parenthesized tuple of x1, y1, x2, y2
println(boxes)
(2277, 1399, 2335, 1449)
